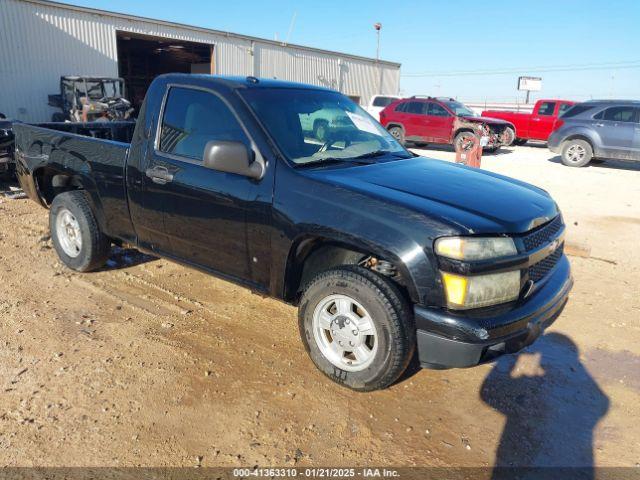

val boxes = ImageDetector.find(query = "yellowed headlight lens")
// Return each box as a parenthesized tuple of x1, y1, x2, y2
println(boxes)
(435, 236, 517, 261)
(435, 237, 464, 259)
(441, 272, 468, 306)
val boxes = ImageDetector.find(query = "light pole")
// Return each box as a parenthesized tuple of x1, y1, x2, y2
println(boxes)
(374, 22, 381, 62)
(374, 22, 382, 94)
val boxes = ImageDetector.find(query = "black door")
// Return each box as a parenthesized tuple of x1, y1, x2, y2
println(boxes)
(144, 85, 261, 283)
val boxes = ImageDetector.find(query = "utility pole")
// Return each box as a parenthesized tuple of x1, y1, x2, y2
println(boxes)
(374, 22, 382, 94)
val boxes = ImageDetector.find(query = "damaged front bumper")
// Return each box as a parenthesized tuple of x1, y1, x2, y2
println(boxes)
(414, 255, 572, 369)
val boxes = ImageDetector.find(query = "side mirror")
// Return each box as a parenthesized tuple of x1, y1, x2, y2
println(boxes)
(202, 140, 264, 180)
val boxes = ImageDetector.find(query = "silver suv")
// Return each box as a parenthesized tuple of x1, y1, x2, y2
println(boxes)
(548, 100, 640, 167)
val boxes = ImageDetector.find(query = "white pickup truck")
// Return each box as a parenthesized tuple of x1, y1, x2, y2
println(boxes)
(364, 95, 402, 120)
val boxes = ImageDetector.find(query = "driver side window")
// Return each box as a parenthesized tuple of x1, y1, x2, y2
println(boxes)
(426, 103, 450, 117)
(158, 87, 249, 161)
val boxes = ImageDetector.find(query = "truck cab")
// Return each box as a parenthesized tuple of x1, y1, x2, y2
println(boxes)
(482, 99, 575, 144)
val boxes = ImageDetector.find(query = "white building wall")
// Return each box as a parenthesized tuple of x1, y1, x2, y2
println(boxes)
(0, 0, 401, 122)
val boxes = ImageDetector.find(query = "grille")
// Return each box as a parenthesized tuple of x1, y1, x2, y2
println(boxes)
(529, 245, 563, 282)
(522, 215, 563, 251)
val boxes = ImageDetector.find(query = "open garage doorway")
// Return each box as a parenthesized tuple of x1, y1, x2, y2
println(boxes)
(116, 31, 213, 111)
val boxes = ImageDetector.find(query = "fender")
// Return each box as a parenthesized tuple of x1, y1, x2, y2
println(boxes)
(561, 127, 602, 156)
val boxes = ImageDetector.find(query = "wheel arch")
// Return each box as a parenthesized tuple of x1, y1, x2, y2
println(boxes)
(33, 165, 108, 233)
(385, 122, 405, 132)
(562, 133, 596, 151)
(283, 235, 419, 306)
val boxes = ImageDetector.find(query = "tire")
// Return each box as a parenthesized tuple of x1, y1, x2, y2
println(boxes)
(51, 112, 65, 122)
(561, 139, 593, 167)
(454, 131, 477, 151)
(513, 138, 528, 146)
(387, 126, 405, 145)
(49, 191, 111, 272)
(298, 265, 415, 391)
(503, 127, 516, 146)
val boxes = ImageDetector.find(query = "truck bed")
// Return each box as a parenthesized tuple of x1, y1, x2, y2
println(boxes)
(13, 121, 137, 242)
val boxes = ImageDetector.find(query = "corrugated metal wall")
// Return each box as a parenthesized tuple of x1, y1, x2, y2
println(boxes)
(0, 0, 401, 122)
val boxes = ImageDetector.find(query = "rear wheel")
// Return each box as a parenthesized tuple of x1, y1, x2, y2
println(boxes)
(50, 191, 111, 272)
(387, 126, 405, 145)
(561, 139, 593, 167)
(298, 266, 415, 391)
(513, 138, 528, 146)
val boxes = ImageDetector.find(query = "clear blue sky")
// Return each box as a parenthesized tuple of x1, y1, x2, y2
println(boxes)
(60, 0, 639, 102)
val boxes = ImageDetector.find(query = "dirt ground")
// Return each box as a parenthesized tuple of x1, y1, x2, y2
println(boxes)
(0, 144, 639, 469)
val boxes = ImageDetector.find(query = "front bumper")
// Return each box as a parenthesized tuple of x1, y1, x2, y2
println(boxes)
(415, 255, 572, 369)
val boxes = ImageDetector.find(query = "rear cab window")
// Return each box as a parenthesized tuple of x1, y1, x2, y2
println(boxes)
(158, 86, 249, 161)
(537, 102, 557, 116)
(558, 103, 573, 116)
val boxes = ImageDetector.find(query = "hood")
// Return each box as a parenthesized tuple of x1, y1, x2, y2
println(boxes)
(305, 157, 557, 234)
(461, 115, 512, 126)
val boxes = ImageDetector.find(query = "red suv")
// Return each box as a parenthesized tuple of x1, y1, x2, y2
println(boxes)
(380, 97, 515, 151)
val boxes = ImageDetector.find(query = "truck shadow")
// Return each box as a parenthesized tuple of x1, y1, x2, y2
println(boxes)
(480, 332, 609, 477)
(547, 155, 640, 172)
(101, 246, 157, 271)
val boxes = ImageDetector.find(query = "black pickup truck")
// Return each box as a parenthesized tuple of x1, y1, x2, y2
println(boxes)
(14, 74, 572, 391)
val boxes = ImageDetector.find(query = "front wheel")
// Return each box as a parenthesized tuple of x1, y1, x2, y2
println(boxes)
(454, 131, 478, 152)
(502, 126, 516, 146)
(50, 191, 111, 272)
(298, 266, 415, 391)
(561, 139, 593, 167)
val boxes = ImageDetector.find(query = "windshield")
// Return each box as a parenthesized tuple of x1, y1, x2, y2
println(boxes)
(443, 100, 476, 117)
(79, 80, 123, 100)
(241, 88, 411, 166)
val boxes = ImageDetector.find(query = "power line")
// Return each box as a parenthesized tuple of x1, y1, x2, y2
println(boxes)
(402, 60, 640, 77)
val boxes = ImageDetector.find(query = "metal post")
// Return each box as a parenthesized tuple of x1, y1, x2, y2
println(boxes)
(374, 22, 382, 94)
(525, 90, 530, 104)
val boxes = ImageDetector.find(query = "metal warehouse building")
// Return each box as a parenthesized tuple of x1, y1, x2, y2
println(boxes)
(0, 0, 401, 123)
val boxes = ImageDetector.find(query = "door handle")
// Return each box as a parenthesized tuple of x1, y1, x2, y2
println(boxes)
(594, 123, 605, 127)
(145, 165, 174, 185)
(532, 117, 541, 122)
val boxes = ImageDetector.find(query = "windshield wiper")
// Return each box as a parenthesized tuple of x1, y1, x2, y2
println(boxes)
(296, 157, 377, 168)
(353, 150, 413, 160)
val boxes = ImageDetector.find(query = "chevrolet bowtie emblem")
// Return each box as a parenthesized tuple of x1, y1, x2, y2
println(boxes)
(548, 238, 560, 254)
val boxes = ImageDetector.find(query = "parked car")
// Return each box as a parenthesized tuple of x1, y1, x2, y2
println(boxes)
(548, 100, 640, 167)
(364, 94, 402, 120)
(14, 75, 572, 391)
(380, 96, 515, 152)
(482, 99, 575, 144)
(48, 76, 134, 122)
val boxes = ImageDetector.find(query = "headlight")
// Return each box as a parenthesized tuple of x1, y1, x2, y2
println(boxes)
(435, 236, 516, 261)
(441, 271, 521, 310)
